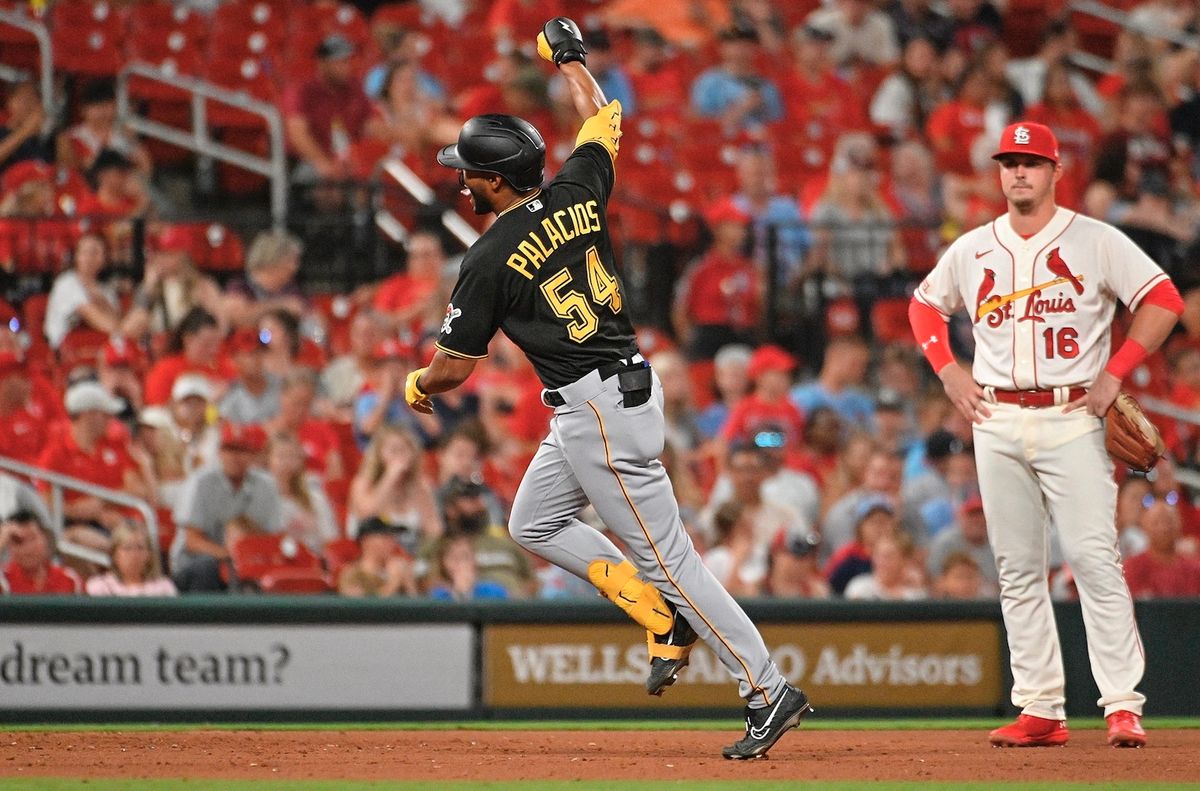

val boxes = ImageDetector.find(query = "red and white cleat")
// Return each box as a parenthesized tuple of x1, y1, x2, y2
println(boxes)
(989, 714, 1070, 747)
(1106, 711, 1146, 748)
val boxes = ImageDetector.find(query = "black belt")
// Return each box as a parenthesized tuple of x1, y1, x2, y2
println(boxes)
(544, 358, 651, 407)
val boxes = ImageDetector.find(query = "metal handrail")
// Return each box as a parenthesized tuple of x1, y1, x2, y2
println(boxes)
(378, 156, 480, 248)
(116, 60, 288, 228)
(0, 456, 158, 568)
(1070, 0, 1200, 50)
(0, 8, 55, 135)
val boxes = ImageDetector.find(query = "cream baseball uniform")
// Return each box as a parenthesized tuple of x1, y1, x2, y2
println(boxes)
(915, 206, 1166, 720)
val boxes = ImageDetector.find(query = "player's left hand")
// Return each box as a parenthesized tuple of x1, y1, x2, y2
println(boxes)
(537, 17, 587, 67)
(1065, 370, 1121, 416)
(404, 368, 434, 415)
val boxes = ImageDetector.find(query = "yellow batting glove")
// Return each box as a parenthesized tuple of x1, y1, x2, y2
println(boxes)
(404, 368, 434, 415)
(536, 31, 554, 64)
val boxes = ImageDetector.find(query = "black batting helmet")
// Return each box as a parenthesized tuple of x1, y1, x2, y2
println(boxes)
(437, 114, 545, 192)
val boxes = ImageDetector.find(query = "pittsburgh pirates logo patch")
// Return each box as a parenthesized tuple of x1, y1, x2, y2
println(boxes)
(441, 303, 462, 335)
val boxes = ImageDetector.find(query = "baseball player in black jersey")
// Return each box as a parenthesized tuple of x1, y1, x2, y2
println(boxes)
(404, 18, 810, 759)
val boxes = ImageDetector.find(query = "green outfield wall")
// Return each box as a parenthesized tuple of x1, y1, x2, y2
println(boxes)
(0, 598, 1194, 722)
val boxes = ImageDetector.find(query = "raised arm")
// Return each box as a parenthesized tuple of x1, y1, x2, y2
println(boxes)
(537, 18, 607, 120)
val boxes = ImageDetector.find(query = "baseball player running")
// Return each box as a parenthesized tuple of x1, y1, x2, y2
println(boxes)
(909, 122, 1183, 747)
(404, 18, 809, 759)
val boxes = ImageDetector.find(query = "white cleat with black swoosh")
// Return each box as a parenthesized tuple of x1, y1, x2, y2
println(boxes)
(722, 684, 812, 760)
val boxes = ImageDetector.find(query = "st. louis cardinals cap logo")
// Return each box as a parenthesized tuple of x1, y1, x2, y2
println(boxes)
(1013, 125, 1031, 145)
(441, 303, 462, 335)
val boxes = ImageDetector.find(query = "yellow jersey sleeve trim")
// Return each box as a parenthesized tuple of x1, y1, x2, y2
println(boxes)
(434, 342, 488, 360)
(574, 100, 622, 162)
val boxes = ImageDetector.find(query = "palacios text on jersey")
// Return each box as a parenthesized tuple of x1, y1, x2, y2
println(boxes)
(505, 199, 602, 280)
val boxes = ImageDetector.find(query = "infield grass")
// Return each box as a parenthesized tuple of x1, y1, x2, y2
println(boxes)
(5, 783, 1200, 791)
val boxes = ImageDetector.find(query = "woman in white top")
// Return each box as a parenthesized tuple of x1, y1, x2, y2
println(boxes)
(844, 531, 928, 601)
(44, 232, 121, 348)
(702, 501, 768, 597)
(268, 431, 339, 554)
(348, 424, 440, 556)
(85, 521, 177, 597)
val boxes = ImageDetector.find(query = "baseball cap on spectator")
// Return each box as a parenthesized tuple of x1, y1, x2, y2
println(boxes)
(171, 374, 212, 403)
(316, 33, 355, 60)
(442, 475, 487, 503)
(797, 24, 835, 43)
(152, 225, 192, 254)
(925, 429, 966, 462)
(703, 196, 750, 227)
(137, 405, 173, 431)
(226, 327, 269, 355)
(356, 516, 399, 542)
(373, 338, 413, 361)
(1, 160, 53, 195)
(80, 77, 116, 107)
(992, 122, 1059, 165)
(855, 494, 895, 524)
(220, 422, 267, 452)
(746, 344, 796, 380)
(65, 381, 122, 416)
(88, 148, 134, 184)
(772, 529, 822, 558)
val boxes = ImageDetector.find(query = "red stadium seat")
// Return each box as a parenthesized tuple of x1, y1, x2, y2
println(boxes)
(58, 326, 111, 370)
(50, 1, 126, 77)
(870, 298, 916, 345)
(258, 566, 333, 594)
(205, 56, 278, 130)
(322, 536, 360, 578)
(231, 533, 321, 585)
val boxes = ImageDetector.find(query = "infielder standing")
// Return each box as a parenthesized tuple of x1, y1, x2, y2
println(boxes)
(909, 122, 1183, 747)
(404, 18, 809, 759)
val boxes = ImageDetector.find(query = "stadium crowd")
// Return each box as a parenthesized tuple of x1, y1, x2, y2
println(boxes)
(2, 0, 1200, 601)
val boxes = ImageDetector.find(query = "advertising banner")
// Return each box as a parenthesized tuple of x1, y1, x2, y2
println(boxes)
(485, 621, 1003, 709)
(1, 624, 473, 710)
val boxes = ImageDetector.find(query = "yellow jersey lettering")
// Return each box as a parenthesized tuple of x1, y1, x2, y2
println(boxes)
(506, 252, 535, 280)
(585, 200, 601, 232)
(529, 229, 554, 259)
(553, 210, 575, 242)
(516, 240, 546, 270)
(541, 217, 566, 248)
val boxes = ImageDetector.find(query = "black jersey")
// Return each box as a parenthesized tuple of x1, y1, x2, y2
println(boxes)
(435, 140, 637, 388)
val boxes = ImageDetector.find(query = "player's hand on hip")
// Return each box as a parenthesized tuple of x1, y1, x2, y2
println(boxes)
(404, 367, 434, 415)
(537, 17, 587, 67)
(1065, 370, 1121, 416)
(938, 363, 991, 425)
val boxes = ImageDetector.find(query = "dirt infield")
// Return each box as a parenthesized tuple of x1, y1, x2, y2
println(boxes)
(2, 728, 1199, 783)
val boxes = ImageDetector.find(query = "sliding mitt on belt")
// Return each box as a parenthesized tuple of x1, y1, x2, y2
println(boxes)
(588, 559, 672, 635)
(1106, 392, 1165, 473)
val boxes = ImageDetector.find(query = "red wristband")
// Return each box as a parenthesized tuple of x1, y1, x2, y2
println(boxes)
(908, 299, 955, 373)
(1105, 338, 1148, 380)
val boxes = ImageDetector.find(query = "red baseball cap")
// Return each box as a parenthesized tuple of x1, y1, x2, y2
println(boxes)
(226, 327, 268, 355)
(220, 422, 267, 452)
(992, 122, 1059, 165)
(703, 197, 751, 227)
(747, 344, 796, 380)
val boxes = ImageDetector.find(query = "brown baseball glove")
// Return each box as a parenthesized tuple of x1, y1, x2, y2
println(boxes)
(1105, 392, 1166, 473)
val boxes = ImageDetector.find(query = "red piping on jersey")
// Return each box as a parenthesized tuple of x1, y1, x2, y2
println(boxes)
(1128, 273, 1170, 312)
(991, 222, 1019, 389)
(1029, 211, 1078, 390)
(584, 399, 771, 707)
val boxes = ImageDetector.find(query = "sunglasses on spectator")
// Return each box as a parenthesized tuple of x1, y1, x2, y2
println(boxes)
(1142, 491, 1180, 508)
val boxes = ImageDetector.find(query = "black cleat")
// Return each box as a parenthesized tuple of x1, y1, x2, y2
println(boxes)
(645, 605, 697, 696)
(722, 684, 812, 760)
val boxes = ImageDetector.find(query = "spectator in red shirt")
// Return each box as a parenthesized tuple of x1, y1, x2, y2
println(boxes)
(0, 350, 58, 466)
(0, 510, 82, 595)
(264, 368, 344, 481)
(283, 34, 373, 185)
(782, 25, 868, 163)
(926, 62, 990, 177)
(720, 344, 806, 455)
(1124, 500, 1200, 598)
(56, 78, 151, 179)
(76, 150, 148, 263)
(626, 28, 688, 121)
(1163, 346, 1200, 464)
(37, 381, 152, 536)
(143, 307, 235, 405)
(1025, 61, 1103, 211)
(373, 230, 446, 337)
(672, 198, 762, 360)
